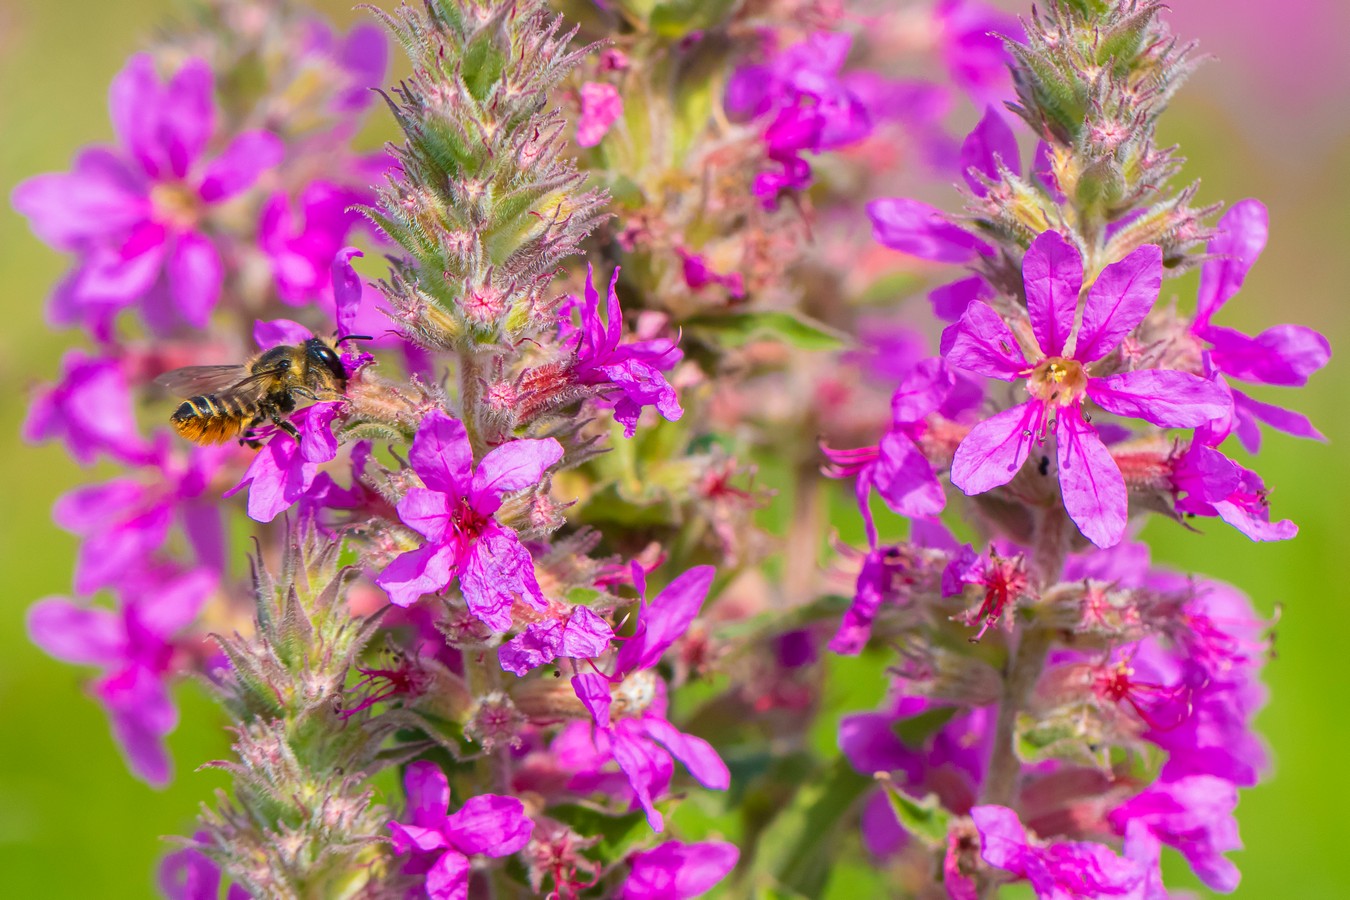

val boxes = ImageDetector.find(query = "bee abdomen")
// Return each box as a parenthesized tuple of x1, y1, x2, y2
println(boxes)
(171, 395, 246, 444)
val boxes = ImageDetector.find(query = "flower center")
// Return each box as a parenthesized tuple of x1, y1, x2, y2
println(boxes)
(1026, 356, 1087, 407)
(149, 182, 201, 230)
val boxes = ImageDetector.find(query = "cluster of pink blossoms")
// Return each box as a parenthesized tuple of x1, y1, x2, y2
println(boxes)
(14, 0, 1323, 898)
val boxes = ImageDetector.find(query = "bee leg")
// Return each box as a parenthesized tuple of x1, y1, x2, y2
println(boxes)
(272, 415, 301, 442)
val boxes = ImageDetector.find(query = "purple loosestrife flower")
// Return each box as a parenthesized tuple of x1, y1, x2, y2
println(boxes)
(1169, 429, 1297, 541)
(969, 805, 1147, 899)
(824, 357, 972, 526)
(226, 401, 343, 523)
(560, 566, 730, 831)
(565, 266, 682, 438)
(577, 81, 623, 147)
(260, 181, 373, 306)
(28, 568, 215, 785)
(725, 31, 934, 206)
(159, 835, 251, 900)
(840, 696, 992, 858)
(55, 444, 232, 593)
(12, 54, 283, 338)
(867, 196, 993, 265)
(1189, 200, 1330, 451)
(375, 411, 563, 629)
(944, 231, 1230, 547)
(498, 604, 614, 676)
(24, 350, 155, 465)
(1109, 775, 1243, 893)
(618, 840, 739, 900)
(388, 761, 533, 900)
(932, 0, 1024, 107)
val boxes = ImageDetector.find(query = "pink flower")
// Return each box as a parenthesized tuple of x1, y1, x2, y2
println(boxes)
(619, 840, 739, 899)
(943, 231, 1231, 547)
(559, 567, 730, 831)
(564, 266, 683, 437)
(55, 444, 232, 593)
(1189, 200, 1330, 452)
(12, 54, 283, 338)
(577, 82, 623, 147)
(24, 350, 155, 466)
(388, 761, 534, 900)
(972, 805, 1148, 899)
(1109, 776, 1243, 893)
(933, 0, 1024, 107)
(28, 568, 215, 785)
(498, 605, 614, 676)
(159, 834, 251, 900)
(225, 401, 343, 522)
(259, 181, 373, 306)
(374, 411, 562, 629)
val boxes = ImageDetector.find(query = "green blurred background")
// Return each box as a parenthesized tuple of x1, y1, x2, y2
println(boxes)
(1, 1, 1346, 896)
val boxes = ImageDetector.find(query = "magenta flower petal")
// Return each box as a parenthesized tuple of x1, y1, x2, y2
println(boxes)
(619, 840, 739, 900)
(1204, 323, 1331, 387)
(615, 566, 714, 675)
(1074, 244, 1162, 363)
(157, 58, 215, 179)
(12, 149, 146, 250)
(253, 318, 314, 349)
(1022, 230, 1082, 357)
(375, 543, 455, 608)
(108, 54, 163, 173)
(891, 357, 957, 422)
(943, 300, 1030, 380)
(197, 130, 284, 203)
(27, 600, 125, 666)
(395, 488, 452, 543)
(136, 569, 215, 637)
(425, 849, 471, 900)
(444, 794, 533, 857)
(928, 276, 990, 321)
(459, 526, 545, 630)
(1109, 776, 1242, 893)
(388, 822, 450, 854)
(611, 729, 668, 831)
(408, 411, 474, 496)
(1233, 389, 1327, 445)
(971, 805, 1031, 871)
(404, 760, 450, 829)
(1056, 408, 1127, 548)
(572, 673, 613, 728)
(950, 401, 1041, 494)
(960, 107, 1019, 195)
(1195, 199, 1267, 327)
(640, 716, 730, 790)
(867, 198, 992, 263)
(577, 81, 623, 147)
(560, 606, 614, 658)
(873, 431, 945, 517)
(1087, 369, 1232, 428)
(99, 666, 177, 786)
(168, 231, 223, 328)
(469, 438, 564, 512)
(331, 247, 365, 336)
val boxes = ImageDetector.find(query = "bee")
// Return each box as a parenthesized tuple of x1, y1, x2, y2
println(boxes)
(156, 336, 364, 446)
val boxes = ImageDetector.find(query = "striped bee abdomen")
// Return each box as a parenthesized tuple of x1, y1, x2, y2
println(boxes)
(170, 394, 251, 444)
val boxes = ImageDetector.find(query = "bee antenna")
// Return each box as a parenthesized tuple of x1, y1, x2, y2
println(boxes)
(335, 333, 374, 345)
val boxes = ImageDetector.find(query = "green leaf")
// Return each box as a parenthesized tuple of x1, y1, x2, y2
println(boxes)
(684, 311, 850, 351)
(878, 778, 950, 848)
(892, 706, 959, 747)
(649, 0, 738, 37)
(749, 757, 872, 899)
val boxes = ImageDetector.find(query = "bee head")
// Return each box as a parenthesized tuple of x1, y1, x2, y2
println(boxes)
(304, 337, 347, 385)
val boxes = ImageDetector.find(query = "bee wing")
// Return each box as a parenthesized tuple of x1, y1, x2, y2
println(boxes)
(154, 365, 252, 397)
